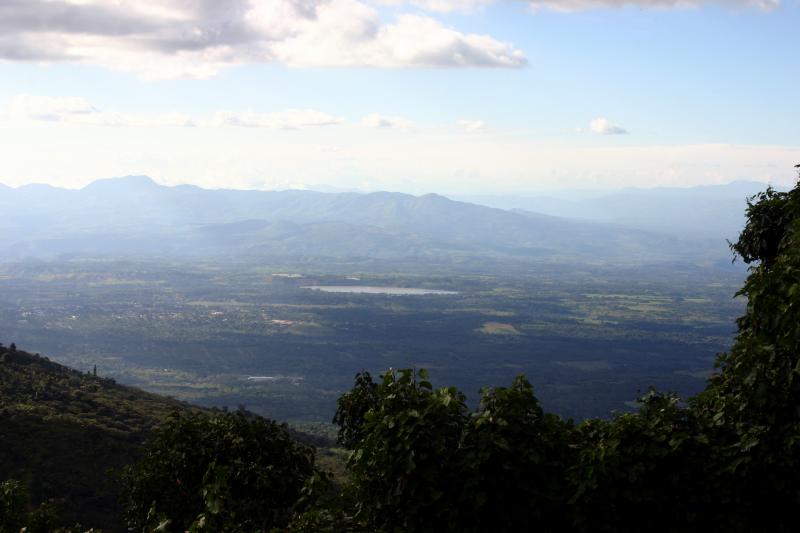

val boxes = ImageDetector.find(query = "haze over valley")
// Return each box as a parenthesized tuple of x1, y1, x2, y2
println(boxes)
(0, 175, 755, 422)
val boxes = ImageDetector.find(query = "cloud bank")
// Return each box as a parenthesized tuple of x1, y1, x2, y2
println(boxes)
(2, 95, 342, 130)
(0, 0, 526, 79)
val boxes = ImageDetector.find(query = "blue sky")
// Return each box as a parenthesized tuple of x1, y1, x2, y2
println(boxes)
(0, 0, 797, 193)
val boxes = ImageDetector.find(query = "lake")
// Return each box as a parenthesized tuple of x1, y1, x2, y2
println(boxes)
(301, 285, 458, 295)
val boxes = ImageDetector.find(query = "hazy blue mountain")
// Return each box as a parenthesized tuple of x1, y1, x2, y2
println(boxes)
(0, 176, 734, 265)
(455, 181, 782, 241)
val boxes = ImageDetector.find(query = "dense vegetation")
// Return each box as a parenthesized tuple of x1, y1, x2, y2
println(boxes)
(0, 344, 192, 530)
(2, 173, 799, 531)
(0, 347, 326, 532)
(119, 411, 317, 532)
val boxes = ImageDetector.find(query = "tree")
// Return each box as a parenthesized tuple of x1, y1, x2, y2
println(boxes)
(0, 479, 79, 533)
(333, 370, 574, 532)
(568, 390, 737, 532)
(120, 410, 317, 532)
(463, 377, 573, 532)
(336, 368, 469, 532)
(696, 168, 800, 530)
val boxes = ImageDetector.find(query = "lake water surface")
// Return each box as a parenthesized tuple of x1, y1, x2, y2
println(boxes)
(302, 285, 458, 295)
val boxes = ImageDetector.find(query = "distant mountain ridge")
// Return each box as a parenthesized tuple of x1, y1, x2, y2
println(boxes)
(0, 176, 742, 265)
(455, 181, 784, 241)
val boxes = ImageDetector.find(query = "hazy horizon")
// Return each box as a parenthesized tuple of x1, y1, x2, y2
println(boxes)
(1, 1, 798, 194)
(0, 173, 790, 198)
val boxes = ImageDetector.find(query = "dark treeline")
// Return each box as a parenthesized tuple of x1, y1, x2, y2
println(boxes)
(2, 172, 800, 532)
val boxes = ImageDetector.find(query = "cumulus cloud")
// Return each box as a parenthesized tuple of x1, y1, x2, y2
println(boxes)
(0, 0, 526, 79)
(270, 11, 525, 68)
(2, 94, 342, 129)
(590, 117, 627, 135)
(526, 0, 779, 11)
(361, 113, 415, 129)
(458, 119, 487, 132)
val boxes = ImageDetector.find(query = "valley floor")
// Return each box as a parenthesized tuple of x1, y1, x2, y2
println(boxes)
(0, 259, 745, 423)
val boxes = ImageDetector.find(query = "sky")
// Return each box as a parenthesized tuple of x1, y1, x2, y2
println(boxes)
(0, 0, 798, 194)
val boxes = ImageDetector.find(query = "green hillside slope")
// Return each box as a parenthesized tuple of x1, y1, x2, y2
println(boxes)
(0, 343, 192, 531)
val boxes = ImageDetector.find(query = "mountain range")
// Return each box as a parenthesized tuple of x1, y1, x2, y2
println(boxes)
(455, 181, 782, 240)
(0, 176, 765, 266)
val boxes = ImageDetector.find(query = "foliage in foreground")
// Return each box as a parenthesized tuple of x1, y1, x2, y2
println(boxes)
(0, 479, 97, 533)
(119, 410, 316, 532)
(331, 369, 574, 532)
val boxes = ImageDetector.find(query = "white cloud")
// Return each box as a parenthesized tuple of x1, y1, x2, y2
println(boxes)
(2, 94, 196, 127)
(0, 0, 526, 79)
(526, 0, 779, 11)
(2, 95, 342, 129)
(5, 94, 98, 122)
(590, 117, 627, 135)
(271, 11, 525, 68)
(379, 0, 779, 12)
(458, 119, 487, 132)
(361, 113, 415, 129)
(213, 109, 345, 129)
(377, 0, 494, 13)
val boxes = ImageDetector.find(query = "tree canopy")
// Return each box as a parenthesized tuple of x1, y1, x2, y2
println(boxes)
(120, 410, 316, 533)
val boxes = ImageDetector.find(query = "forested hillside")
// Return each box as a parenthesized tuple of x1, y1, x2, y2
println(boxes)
(0, 345, 330, 532)
(0, 345, 192, 530)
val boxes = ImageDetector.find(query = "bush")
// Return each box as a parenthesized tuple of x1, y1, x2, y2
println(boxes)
(120, 410, 316, 532)
(334, 370, 573, 532)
